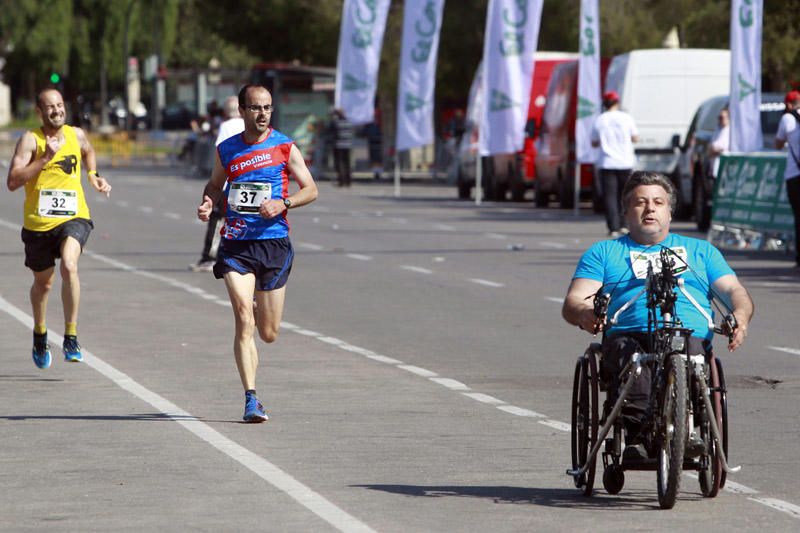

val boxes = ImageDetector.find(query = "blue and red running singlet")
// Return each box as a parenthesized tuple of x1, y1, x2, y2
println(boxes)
(217, 128, 294, 240)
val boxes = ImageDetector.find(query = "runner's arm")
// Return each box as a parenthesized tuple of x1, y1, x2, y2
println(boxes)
(562, 277, 604, 333)
(285, 143, 318, 209)
(198, 151, 227, 221)
(712, 273, 754, 351)
(6, 132, 47, 191)
(75, 127, 111, 196)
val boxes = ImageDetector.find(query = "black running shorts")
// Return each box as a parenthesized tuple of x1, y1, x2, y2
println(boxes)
(213, 237, 294, 291)
(21, 218, 94, 272)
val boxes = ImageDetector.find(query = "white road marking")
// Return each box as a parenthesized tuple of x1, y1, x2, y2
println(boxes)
(462, 392, 505, 405)
(429, 378, 470, 391)
(139, 206, 154, 214)
(389, 217, 408, 224)
(539, 419, 571, 432)
(540, 241, 567, 249)
(347, 253, 373, 261)
(769, 346, 800, 356)
(723, 480, 760, 495)
(496, 405, 546, 418)
(318, 336, 346, 346)
(294, 328, 322, 337)
(434, 224, 455, 231)
(164, 212, 181, 220)
(485, 232, 507, 240)
(546, 297, 565, 304)
(397, 365, 438, 378)
(115, 200, 130, 208)
(365, 354, 404, 365)
(297, 242, 325, 251)
(469, 278, 504, 288)
(748, 498, 800, 519)
(0, 296, 376, 533)
(401, 265, 433, 274)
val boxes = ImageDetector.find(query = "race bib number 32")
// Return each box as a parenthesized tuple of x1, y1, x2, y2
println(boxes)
(228, 182, 271, 214)
(38, 189, 78, 218)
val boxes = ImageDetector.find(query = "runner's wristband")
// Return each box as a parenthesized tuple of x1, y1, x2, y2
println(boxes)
(88, 170, 99, 177)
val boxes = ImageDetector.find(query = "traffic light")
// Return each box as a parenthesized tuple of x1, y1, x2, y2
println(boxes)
(49, 72, 61, 84)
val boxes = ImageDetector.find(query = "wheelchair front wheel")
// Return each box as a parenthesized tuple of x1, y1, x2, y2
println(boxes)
(570, 347, 599, 496)
(656, 352, 687, 509)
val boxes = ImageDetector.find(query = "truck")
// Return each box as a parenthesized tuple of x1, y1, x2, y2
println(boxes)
(602, 48, 731, 217)
(455, 52, 578, 201)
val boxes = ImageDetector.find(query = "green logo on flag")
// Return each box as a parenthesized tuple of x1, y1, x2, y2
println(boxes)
(490, 90, 517, 111)
(577, 96, 596, 119)
(344, 73, 368, 91)
(739, 1, 754, 28)
(405, 93, 426, 113)
(581, 16, 596, 57)
(737, 74, 755, 101)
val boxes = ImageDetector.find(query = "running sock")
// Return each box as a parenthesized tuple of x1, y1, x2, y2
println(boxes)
(34, 324, 47, 335)
(245, 389, 257, 397)
(65, 322, 77, 337)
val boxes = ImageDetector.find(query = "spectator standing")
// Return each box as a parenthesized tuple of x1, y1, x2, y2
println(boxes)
(190, 96, 245, 272)
(591, 91, 640, 237)
(708, 107, 730, 178)
(329, 108, 354, 187)
(775, 90, 800, 268)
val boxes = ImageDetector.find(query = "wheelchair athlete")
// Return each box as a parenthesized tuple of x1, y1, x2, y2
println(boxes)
(562, 171, 754, 461)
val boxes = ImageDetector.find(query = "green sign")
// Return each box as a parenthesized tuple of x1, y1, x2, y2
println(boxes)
(713, 154, 794, 233)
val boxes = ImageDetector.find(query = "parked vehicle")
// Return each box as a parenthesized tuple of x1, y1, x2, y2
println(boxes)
(456, 52, 578, 201)
(533, 59, 610, 209)
(675, 93, 786, 231)
(603, 48, 731, 216)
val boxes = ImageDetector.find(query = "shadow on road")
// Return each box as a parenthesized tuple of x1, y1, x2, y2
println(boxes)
(353, 484, 663, 511)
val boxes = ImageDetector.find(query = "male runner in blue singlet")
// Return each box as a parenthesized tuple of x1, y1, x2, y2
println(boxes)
(197, 84, 318, 422)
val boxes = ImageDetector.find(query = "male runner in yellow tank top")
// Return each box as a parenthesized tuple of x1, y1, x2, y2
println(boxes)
(6, 88, 112, 369)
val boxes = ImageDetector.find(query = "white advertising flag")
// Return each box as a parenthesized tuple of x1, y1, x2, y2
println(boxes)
(396, 0, 446, 152)
(478, 0, 544, 156)
(575, 0, 600, 164)
(729, 0, 763, 152)
(335, 0, 392, 125)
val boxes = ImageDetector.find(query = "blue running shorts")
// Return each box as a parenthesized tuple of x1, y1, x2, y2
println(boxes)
(213, 237, 294, 291)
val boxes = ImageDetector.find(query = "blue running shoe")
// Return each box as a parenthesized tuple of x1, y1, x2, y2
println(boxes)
(32, 332, 52, 369)
(243, 392, 269, 423)
(63, 335, 83, 363)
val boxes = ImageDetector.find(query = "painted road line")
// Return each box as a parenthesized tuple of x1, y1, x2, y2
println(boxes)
(0, 296, 377, 533)
(347, 254, 373, 261)
(164, 212, 181, 220)
(462, 392, 505, 405)
(434, 224, 455, 231)
(540, 241, 567, 249)
(139, 206, 154, 214)
(485, 233, 507, 240)
(546, 297, 565, 304)
(397, 365, 438, 378)
(294, 328, 323, 337)
(539, 419, 571, 432)
(769, 346, 800, 356)
(748, 498, 800, 520)
(429, 378, 470, 391)
(401, 265, 433, 275)
(365, 354, 404, 365)
(318, 336, 347, 346)
(115, 200, 130, 208)
(388, 217, 408, 224)
(496, 405, 546, 418)
(297, 242, 325, 251)
(469, 278, 504, 288)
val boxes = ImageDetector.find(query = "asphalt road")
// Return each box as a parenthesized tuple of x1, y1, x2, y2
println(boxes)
(1, 164, 798, 532)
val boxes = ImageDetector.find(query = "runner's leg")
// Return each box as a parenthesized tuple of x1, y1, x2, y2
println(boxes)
(255, 286, 286, 344)
(31, 267, 56, 328)
(223, 271, 259, 390)
(59, 236, 82, 326)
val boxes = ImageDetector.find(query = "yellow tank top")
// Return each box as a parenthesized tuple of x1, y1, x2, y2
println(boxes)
(24, 125, 91, 231)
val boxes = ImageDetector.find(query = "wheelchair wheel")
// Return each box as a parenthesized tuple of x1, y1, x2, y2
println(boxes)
(571, 347, 599, 496)
(699, 355, 725, 497)
(716, 357, 729, 489)
(656, 353, 687, 509)
(603, 464, 625, 495)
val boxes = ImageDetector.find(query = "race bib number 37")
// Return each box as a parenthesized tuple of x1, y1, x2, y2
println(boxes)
(228, 182, 271, 214)
(38, 189, 78, 218)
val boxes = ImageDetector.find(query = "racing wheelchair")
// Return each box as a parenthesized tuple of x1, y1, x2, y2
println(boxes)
(567, 248, 739, 509)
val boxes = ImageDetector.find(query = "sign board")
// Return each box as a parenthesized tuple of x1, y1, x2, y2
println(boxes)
(712, 153, 794, 233)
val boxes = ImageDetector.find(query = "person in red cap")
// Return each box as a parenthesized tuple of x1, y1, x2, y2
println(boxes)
(591, 91, 640, 237)
(775, 90, 800, 268)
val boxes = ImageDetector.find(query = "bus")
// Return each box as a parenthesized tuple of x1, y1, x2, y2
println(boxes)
(250, 63, 336, 166)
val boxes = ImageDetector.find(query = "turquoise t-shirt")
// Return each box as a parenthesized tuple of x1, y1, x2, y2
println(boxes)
(573, 233, 735, 340)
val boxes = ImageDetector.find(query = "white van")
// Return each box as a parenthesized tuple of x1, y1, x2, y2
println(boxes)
(604, 48, 731, 214)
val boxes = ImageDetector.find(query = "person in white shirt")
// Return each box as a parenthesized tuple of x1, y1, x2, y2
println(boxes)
(190, 96, 245, 272)
(591, 91, 640, 236)
(775, 90, 800, 268)
(708, 107, 730, 178)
